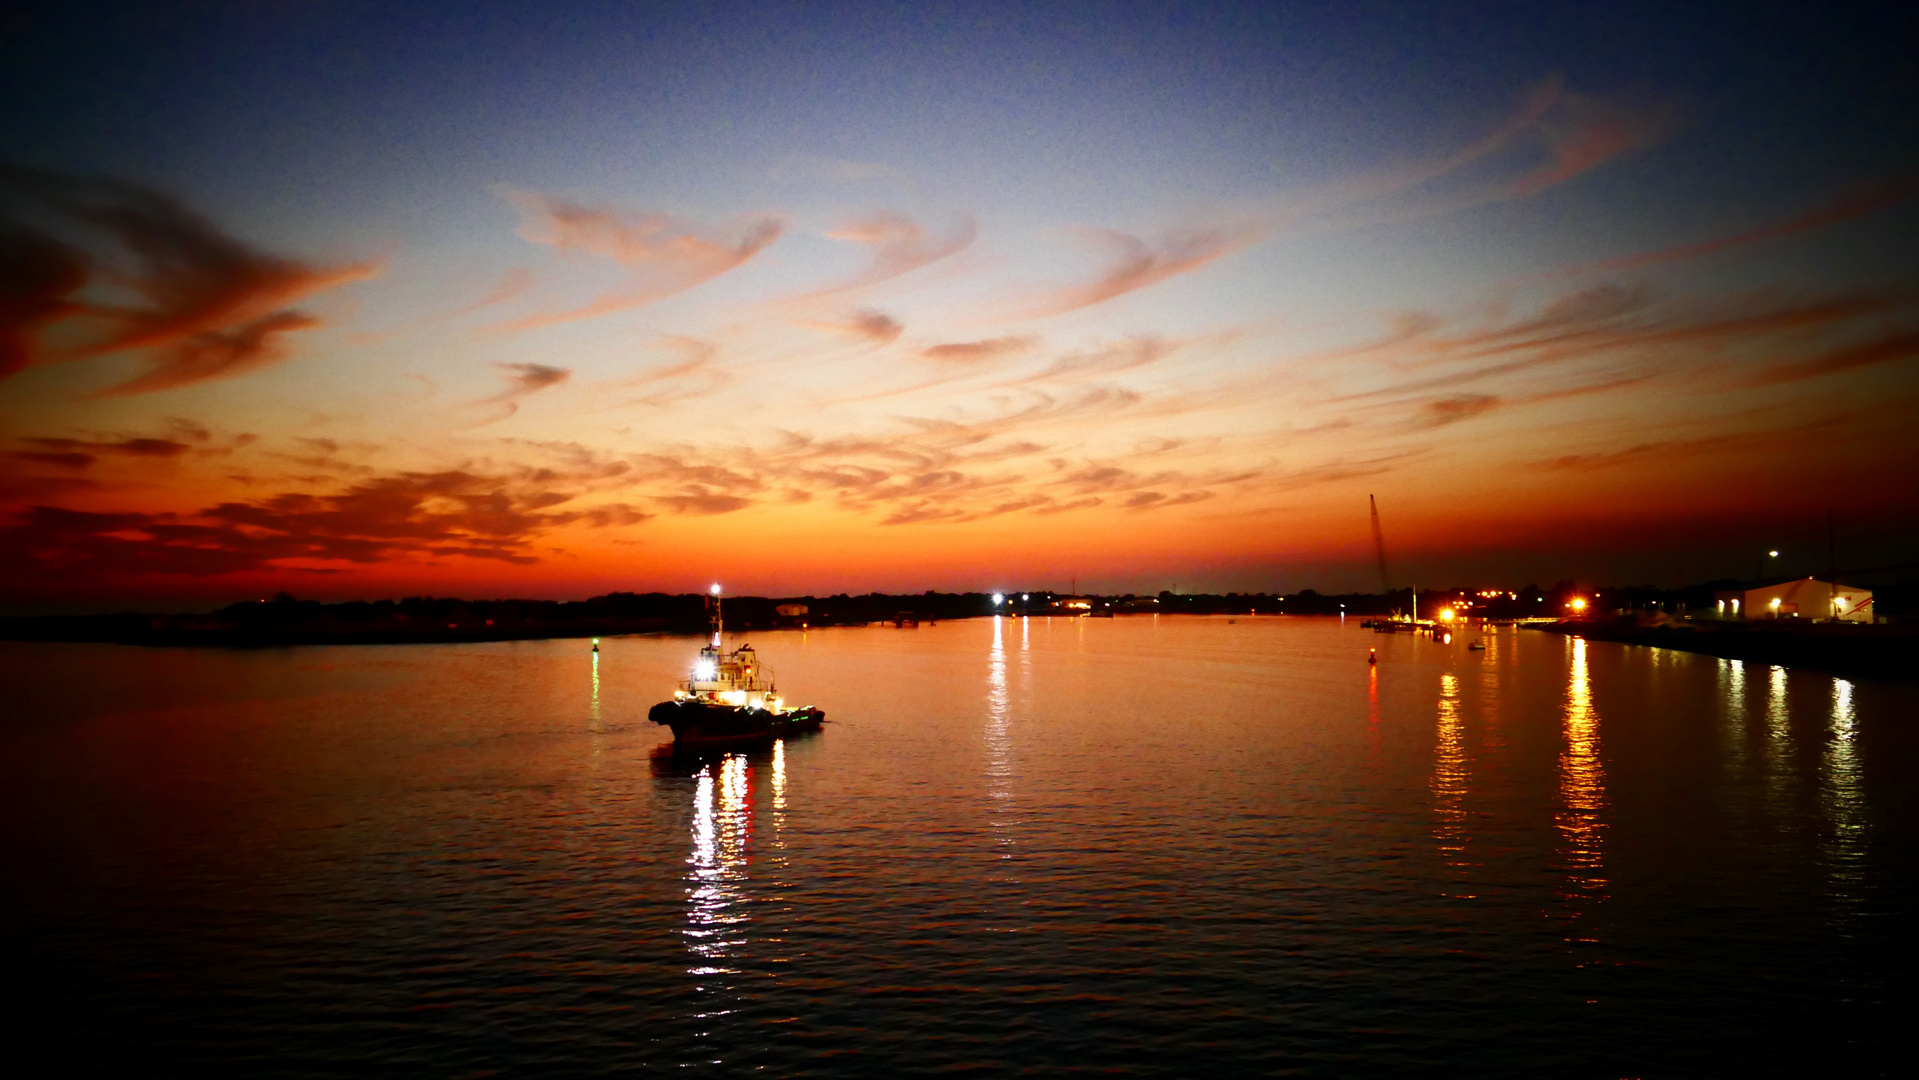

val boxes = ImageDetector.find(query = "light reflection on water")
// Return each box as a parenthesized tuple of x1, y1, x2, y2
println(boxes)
(1721, 657, 1749, 772)
(685, 754, 753, 1042)
(1765, 665, 1798, 812)
(1554, 637, 1608, 934)
(1430, 673, 1473, 895)
(589, 648, 603, 731)
(2, 621, 1914, 1076)
(1823, 678, 1865, 921)
(986, 616, 1015, 857)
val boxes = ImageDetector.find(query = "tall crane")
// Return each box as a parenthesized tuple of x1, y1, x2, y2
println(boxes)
(1369, 494, 1392, 594)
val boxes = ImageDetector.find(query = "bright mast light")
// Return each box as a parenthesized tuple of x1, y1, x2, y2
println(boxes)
(710, 583, 722, 595)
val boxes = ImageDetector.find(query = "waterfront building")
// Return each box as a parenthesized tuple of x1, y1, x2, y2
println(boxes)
(1715, 578, 1874, 622)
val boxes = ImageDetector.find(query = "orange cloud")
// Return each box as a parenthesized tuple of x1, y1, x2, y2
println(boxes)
(450, 266, 535, 317)
(1541, 415, 1850, 471)
(1019, 223, 1261, 317)
(496, 186, 782, 328)
(591, 336, 730, 411)
(1328, 287, 1916, 406)
(1748, 330, 1919, 387)
(1509, 90, 1674, 197)
(0, 466, 649, 581)
(1411, 394, 1501, 429)
(808, 211, 976, 295)
(0, 165, 376, 393)
(822, 309, 904, 345)
(921, 335, 1033, 363)
(471, 362, 572, 424)
(0, 223, 89, 377)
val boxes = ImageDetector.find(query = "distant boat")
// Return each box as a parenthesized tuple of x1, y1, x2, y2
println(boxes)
(1467, 638, 1485, 651)
(648, 587, 824, 749)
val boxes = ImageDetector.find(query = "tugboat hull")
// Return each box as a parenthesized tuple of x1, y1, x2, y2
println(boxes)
(648, 699, 824, 748)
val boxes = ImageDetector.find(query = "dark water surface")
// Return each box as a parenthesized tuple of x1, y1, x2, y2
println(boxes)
(4, 616, 1915, 1076)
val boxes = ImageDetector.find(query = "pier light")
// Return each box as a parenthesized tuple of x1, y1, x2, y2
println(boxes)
(1438, 608, 1455, 622)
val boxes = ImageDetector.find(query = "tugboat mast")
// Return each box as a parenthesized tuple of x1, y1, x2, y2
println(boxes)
(710, 582, 723, 648)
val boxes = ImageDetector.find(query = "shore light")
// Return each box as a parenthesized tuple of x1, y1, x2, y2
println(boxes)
(1438, 608, 1455, 622)
(992, 593, 1003, 605)
(1569, 597, 1588, 612)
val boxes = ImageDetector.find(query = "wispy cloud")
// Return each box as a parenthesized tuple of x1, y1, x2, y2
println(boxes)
(806, 211, 976, 295)
(921, 335, 1033, 363)
(1747, 330, 1919, 387)
(1547, 176, 1919, 278)
(471, 361, 572, 424)
(0, 164, 377, 393)
(1325, 286, 1917, 407)
(495, 185, 782, 329)
(818, 308, 905, 346)
(1286, 77, 1677, 235)
(1541, 415, 1850, 471)
(1016, 223, 1262, 317)
(0, 465, 649, 580)
(1507, 88, 1675, 197)
(450, 266, 535, 317)
(1410, 393, 1501, 429)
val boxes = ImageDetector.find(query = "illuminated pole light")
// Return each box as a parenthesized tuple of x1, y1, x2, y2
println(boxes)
(992, 593, 1003, 606)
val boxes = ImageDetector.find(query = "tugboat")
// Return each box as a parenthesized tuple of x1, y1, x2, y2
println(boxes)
(648, 584, 825, 749)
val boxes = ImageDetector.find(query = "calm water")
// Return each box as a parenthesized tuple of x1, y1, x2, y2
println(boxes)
(3, 616, 1915, 1076)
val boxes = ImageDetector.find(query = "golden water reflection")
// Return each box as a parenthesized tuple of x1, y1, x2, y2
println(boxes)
(686, 754, 753, 1004)
(1720, 658, 1748, 772)
(1823, 678, 1866, 916)
(1430, 673, 1473, 896)
(987, 616, 1015, 856)
(1366, 664, 1381, 759)
(589, 649, 603, 731)
(1555, 638, 1608, 932)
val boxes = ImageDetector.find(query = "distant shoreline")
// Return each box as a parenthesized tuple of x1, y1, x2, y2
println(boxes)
(1532, 618, 1919, 682)
(0, 588, 1401, 648)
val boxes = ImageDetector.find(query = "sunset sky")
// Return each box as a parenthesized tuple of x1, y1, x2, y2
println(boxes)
(3, 1, 1916, 610)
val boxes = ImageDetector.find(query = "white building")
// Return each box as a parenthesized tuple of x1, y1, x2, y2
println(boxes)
(1715, 578, 1874, 622)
